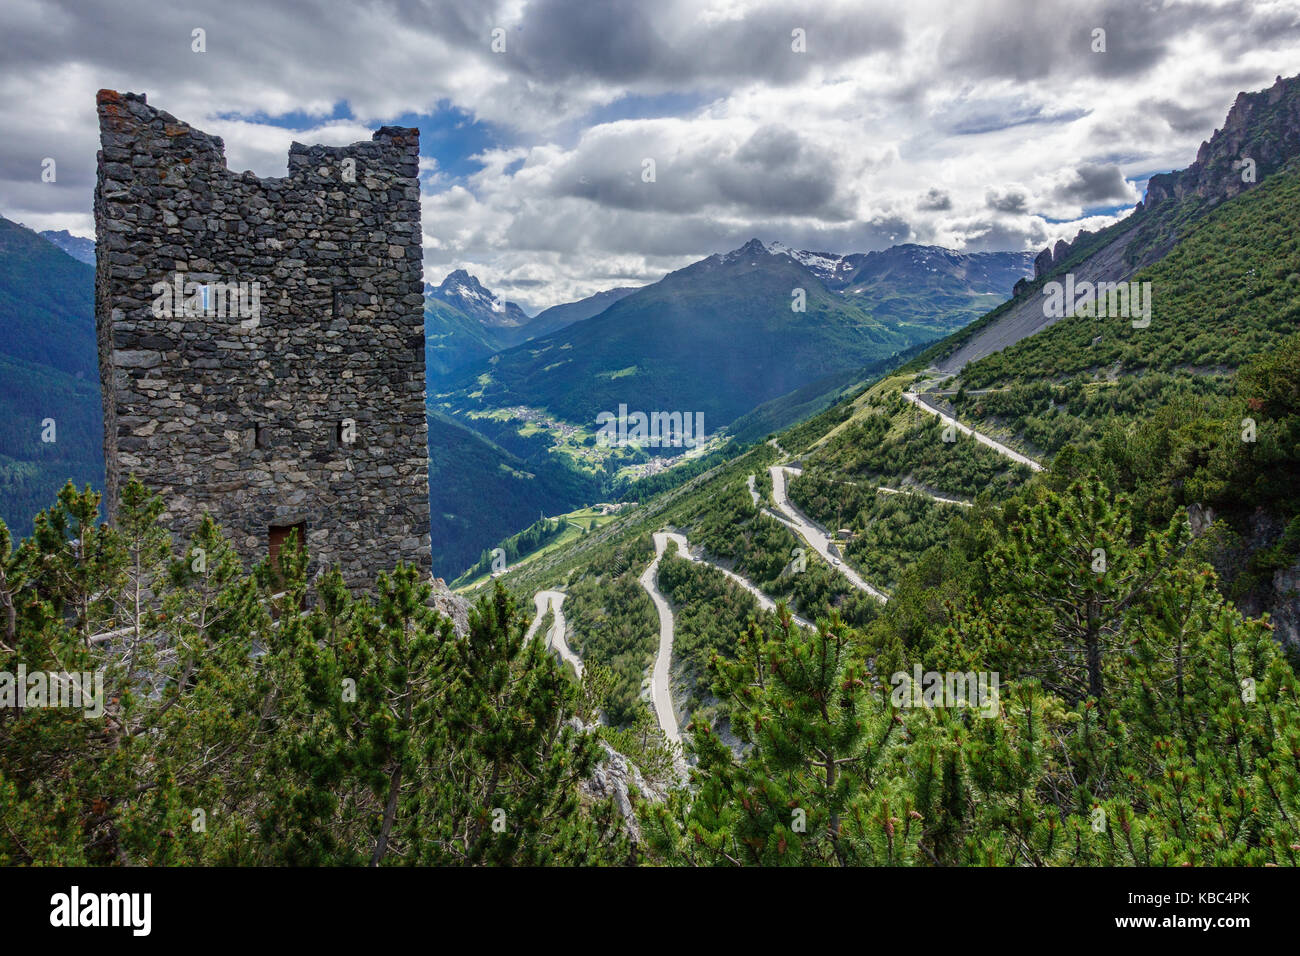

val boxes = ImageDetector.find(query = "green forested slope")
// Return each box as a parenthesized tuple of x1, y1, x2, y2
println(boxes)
(6, 83, 1300, 867)
(953, 162, 1300, 457)
(0, 218, 103, 536)
(427, 411, 601, 577)
(453, 136, 1300, 866)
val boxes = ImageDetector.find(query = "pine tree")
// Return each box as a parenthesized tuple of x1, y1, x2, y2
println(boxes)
(415, 584, 625, 865)
(645, 607, 910, 865)
(979, 475, 1188, 706)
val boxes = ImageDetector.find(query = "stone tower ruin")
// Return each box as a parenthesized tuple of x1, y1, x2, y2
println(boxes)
(94, 91, 431, 588)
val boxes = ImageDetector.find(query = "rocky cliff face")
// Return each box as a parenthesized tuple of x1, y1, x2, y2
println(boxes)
(1031, 73, 1300, 282)
(1269, 560, 1300, 658)
(1033, 233, 1100, 280)
(581, 736, 667, 844)
(1205, 506, 1300, 661)
(1144, 74, 1300, 210)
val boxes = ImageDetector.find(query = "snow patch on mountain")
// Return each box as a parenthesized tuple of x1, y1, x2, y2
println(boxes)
(430, 269, 529, 328)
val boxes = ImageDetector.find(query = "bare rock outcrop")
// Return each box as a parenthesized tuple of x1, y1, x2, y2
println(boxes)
(428, 577, 472, 636)
(1145, 75, 1300, 210)
(571, 719, 668, 844)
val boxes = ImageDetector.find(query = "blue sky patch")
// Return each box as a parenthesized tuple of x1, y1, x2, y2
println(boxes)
(219, 100, 512, 185)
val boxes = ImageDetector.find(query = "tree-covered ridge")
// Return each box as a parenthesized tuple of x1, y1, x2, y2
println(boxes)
(413, 90, 1300, 868)
(655, 549, 765, 728)
(0, 218, 103, 540)
(427, 410, 603, 577)
(493, 433, 878, 634)
(952, 162, 1300, 456)
(6, 319, 1300, 866)
(685, 473, 879, 629)
(788, 478, 963, 590)
(793, 375, 1031, 498)
(459, 169, 1300, 866)
(453, 513, 570, 585)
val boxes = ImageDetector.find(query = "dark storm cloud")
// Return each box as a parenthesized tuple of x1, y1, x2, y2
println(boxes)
(506, 0, 906, 87)
(1189, 1, 1300, 58)
(4, 0, 1300, 305)
(956, 218, 1049, 253)
(1143, 98, 1223, 134)
(0, 0, 512, 231)
(0, 136, 97, 194)
(736, 125, 803, 167)
(1053, 163, 1133, 204)
(943, 101, 1089, 136)
(936, 0, 1275, 84)
(556, 123, 845, 218)
(917, 188, 952, 211)
(2, 0, 470, 82)
(985, 189, 1029, 214)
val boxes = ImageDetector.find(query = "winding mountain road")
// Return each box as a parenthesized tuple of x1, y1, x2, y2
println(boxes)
(653, 531, 815, 629)
(768, 465, 890, 603)
(515, 377, 1042, 757)
(525, 590, 583, 678)
(875, 485, 972, 508)
(782, 471, 972, 509)
(640, 534, 683, 745)
(902, 391, 1043, 472)
(636, 529, 820, 746)
(526, 529, 819, 747)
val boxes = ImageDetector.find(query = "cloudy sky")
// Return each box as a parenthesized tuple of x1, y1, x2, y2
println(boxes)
(3, 0, 1299, 311)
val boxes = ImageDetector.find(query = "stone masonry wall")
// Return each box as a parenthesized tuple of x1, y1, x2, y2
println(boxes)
(94, 90, 431, 588)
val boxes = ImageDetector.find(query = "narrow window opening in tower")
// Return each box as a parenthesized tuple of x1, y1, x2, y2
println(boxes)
(255, 424, 270, 449)
(267, 522, 308, 613)
(268, 522, 306, 589)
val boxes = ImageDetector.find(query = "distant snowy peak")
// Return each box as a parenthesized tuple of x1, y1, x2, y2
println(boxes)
(39, 229, 96, 265)
(713, 238, 855, 284)
(714, 237, 770, 263)
(430, 269, 529, 328)
(702, 238, 1033, 297)
(441, 269, 501, 309)
(842, 244, 1035, 296)
(767, 242, 858, 283)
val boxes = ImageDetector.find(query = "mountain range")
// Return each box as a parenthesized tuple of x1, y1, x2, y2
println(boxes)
(37, 229, 95, 265)
(426, 239, 1032, 573)
(425, 270, 641, 382)
(938, 72, 1300, 376)
(438, 238, 1031, 440)
(9, 56, 1300, 874)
